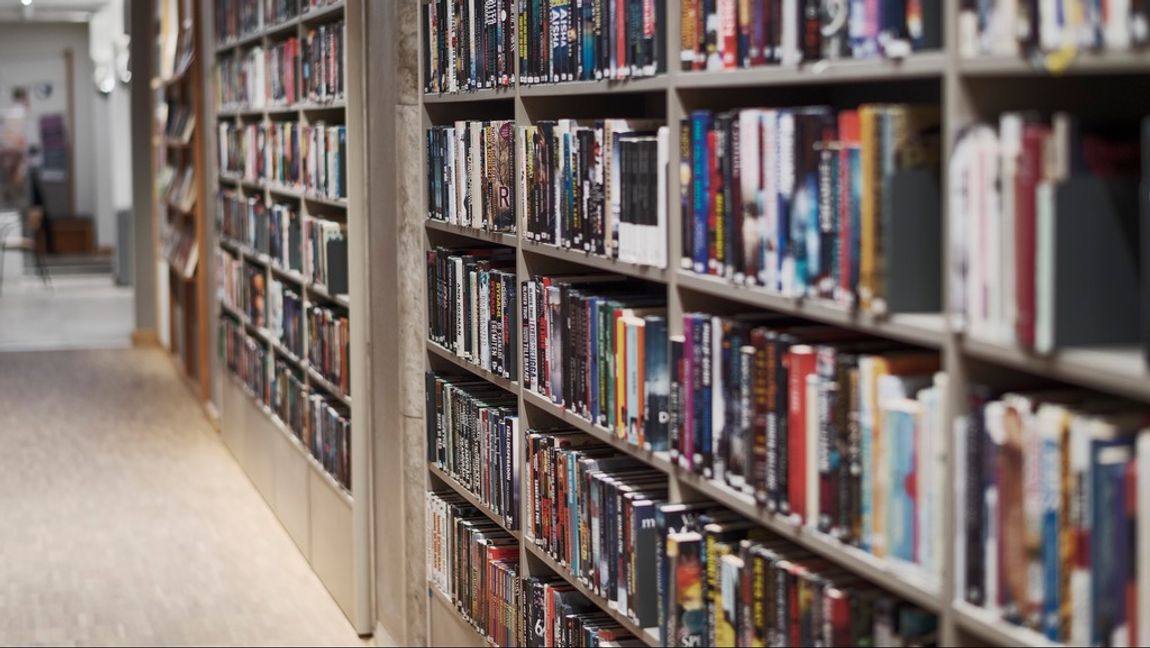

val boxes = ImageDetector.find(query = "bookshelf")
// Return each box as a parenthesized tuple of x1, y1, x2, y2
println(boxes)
(208, 0, 371, 635)
(418, 2, 1150, 647)
(152, 0, 211, 399)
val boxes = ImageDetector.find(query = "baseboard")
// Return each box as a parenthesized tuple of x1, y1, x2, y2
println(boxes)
(131, 329, 160, 348)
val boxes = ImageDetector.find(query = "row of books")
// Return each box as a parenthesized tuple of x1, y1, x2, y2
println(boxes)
(161, 223, 199, 279)
(522, 120, 669, 269)
(308, 392, 351, 490)
(950, 112, 1144, 356)
(304, 216, 348, 295)
(517, 0, 665, 85)
(217, 121, 347, 199)
(266, 36, 301, 106)
(164, 104, 195, 144)
(521, 577, 644, 647)
(680, 0, 941, 72)
(961, 388, 1150, 645)
(523, 428, 940, 647)
(222, 316, 271, 402)
(425, 374, 520, 529)
(216, 19, 344, 110)
(680, 104, 941, 315)
(219, 251, 267, 328)
(520, 274, 667, 444)
(672, 316, 947, 573)
(268, 278, 305, 358)
(223, 298, 351, 491)
(269, 202, 303, 273)
(421, 0, 514, 94)
(425, 490, 521, 646)
(303, 122, 348, 199)
(217, 47, 263, 109)
(518, 273, 950, 574)
(426, 121, 516, 234)
(264, 0, 298, 27)
(962, 0, 1150, 57)
(308, 303, 350, 397)
(216, 0, 260, 44)
(426, 247, 519, 382)
(301, 20, 346, 104)
(160, 164, 197, 214)
(272, 359, 308, 436)
(218, 191, 271, 255)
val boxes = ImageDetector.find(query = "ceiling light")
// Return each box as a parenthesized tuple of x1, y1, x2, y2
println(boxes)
(20, 0, 32, 6)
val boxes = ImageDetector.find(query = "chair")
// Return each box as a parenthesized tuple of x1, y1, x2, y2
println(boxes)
(0, 207, 51, 295)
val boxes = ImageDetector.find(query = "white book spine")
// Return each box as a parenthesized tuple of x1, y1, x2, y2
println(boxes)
(805, 372, 821, 526)
(1034, 181, 1055, 354)
(655, 126, 669, 270)
(999, 113, 1022, 346)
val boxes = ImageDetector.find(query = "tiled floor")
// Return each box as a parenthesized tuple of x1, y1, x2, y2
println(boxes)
(0, 274, 133, 352)
(0, 349, 367, 646)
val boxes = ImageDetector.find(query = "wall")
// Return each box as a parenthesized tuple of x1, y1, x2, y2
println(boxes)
(0, 22, 97, 242)
(89, 0, 134, 251)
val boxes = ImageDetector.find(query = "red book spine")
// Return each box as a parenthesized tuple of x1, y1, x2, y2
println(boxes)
(787, 348, 816, 521)
(721, 0, 738, 69)
(1015, 125, 1047, 349)
(617, 0, 627, 78)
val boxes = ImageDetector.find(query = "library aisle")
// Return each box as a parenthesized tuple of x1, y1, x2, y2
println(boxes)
(0, 349, 366, 646)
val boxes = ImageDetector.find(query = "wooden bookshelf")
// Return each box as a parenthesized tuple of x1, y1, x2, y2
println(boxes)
(208, 0, 371, 635)
(418, 1, 1150, 646)
(152, 0, 211, 401)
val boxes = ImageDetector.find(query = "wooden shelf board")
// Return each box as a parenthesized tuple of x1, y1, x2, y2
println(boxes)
(676, 271, 947, 349)
(962, 337, 1150, 402)
(306, 366, 351, 406)
(673, 51, 946, 88)
(522, 240, 668, 283)
(426, 340, 519, 393)
(263, 16, 301, 40)
(952, 600, 1055, 647)
(425, 219, 518, 246)
(959, 51, 1150, 76)
(301, 0, 346, 24)
(518, 75, 668, 97)
(428, 464, 519, 538)
(422, 88, 515, 105)
(307, 282, 351, 307)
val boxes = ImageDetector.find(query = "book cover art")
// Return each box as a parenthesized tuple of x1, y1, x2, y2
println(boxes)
(669, 531, 707, 647)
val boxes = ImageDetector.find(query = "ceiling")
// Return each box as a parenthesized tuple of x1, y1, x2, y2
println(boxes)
(0, 0, 111, 22)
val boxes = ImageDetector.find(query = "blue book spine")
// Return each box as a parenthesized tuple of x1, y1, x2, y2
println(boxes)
(887, 407, 915, 562)
(1092, 440, 1133, 646)
(644, 316, 669, 451)
(1094, 446, 1131, 648)
(568, 450, 579, 573)
(848, 146, 862, 293)
(1040, 431, 1061, 641)
(692, 111, 712, 274)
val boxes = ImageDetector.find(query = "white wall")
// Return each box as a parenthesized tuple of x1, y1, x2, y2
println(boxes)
(0, 21, 100, 246)
(89, 0, 133, 250)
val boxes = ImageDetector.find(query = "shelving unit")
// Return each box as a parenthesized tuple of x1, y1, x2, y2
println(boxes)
(418, 4, 1150, 648)
(208, 0, 371, 635)
(151, 0, 211, 400)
